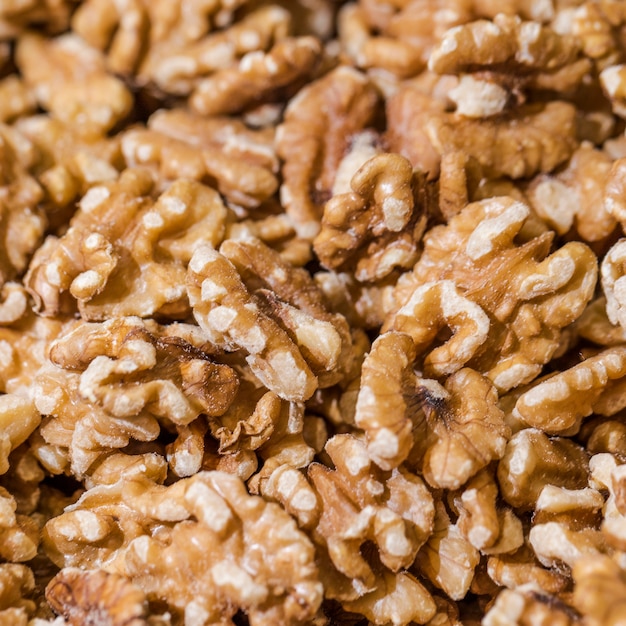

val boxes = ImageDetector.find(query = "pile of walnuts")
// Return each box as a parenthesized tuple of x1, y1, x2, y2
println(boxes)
(3, 1, 626, 624)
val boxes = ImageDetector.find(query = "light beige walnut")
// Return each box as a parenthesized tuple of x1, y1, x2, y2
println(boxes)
(526, 143, 616, 242)
(44, 470, 323, 625)
(415, 501, 480, 601)
(307, 434, 434, 596)
(122, 108, 278, 209)
(46, 568, 148, 626)
(190, 36, 322, 116)
(25, 170, 228, 320)
(187, 244, 317, 402)
(0, 283, 29, 326)
(497, 428, 589, 510)
(604, 157, 626, 230)
(313, 153, 427, 282)
(390, 196, 598, 392)
(15, 33, 133, 134)
(529, 521, 606, 570)
(426, 102, 578, 180)
(0, 124, 46, 289)
(275, 65, 381, 239)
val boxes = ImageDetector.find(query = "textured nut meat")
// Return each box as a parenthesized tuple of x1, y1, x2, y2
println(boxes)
(187, 244, 317, 402)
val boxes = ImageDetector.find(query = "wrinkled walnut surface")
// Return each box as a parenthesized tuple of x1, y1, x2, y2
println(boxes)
(4, 2, 626, 626)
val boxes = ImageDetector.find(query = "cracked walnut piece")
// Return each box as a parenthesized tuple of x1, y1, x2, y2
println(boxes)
(390, 195, 598, 392)
(44, 470, 323, 625)
(26, 170, 228, 320)
(313, 152, 427, 283)
(355, 331, 509, 488)
(187, 244, 317, 402)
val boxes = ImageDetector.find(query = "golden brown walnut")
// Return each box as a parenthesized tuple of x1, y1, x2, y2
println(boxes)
(0, 76, 36, 124)
(390, 196, 598, 392)
(276, 65, 381, 239)
(187, 244, 317, 402)
(341, 570, 437, 626)
(15, 115, 122, 218)
(46, 568, 148, 626)
(526, 143, 616, 242)
(313, 153, 427, 282)
(190, 35, 321, 116)
(385, 280, 490, 378)
(0, 309, 66, 396)
(0, 395, 40, 476)
(122, 108, 278, 209)
(0, 0, 75, 37)
(454, 469, 524, 555)
(15, 33, 133, 134)
(533, 484, 604, 532)
(575, 296, 626, 347)
(25, 170, 228, 320)
(50, 317, 239, 423)
(513, 347, 626, 434)
(0, 564, 35, 618)
(33, 317, 238, 477)
(529, 521, 606, 570)
(415, 501, 480, 601)
(72, 0, 252, 79)
(339, 0, 472, 78)
(307, 434, 434, 595)
(569, 1, 626, 66)
(0, 124, 46, 288)
(426, 102, 578, 180)
(355, 331, 508, 486)
(497, 428, 590, 510)
(572, 554, 626, 625)
(220, 236, 354, 388)
(384, 79, 446, 178)
(0, 487, 38, 563)
(482, 584, 576, 626)
(44, 470, 323, 625)
(0, 283, 29, 326)
(429, 14, 582, 96)
(487, 546, 569, 594)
